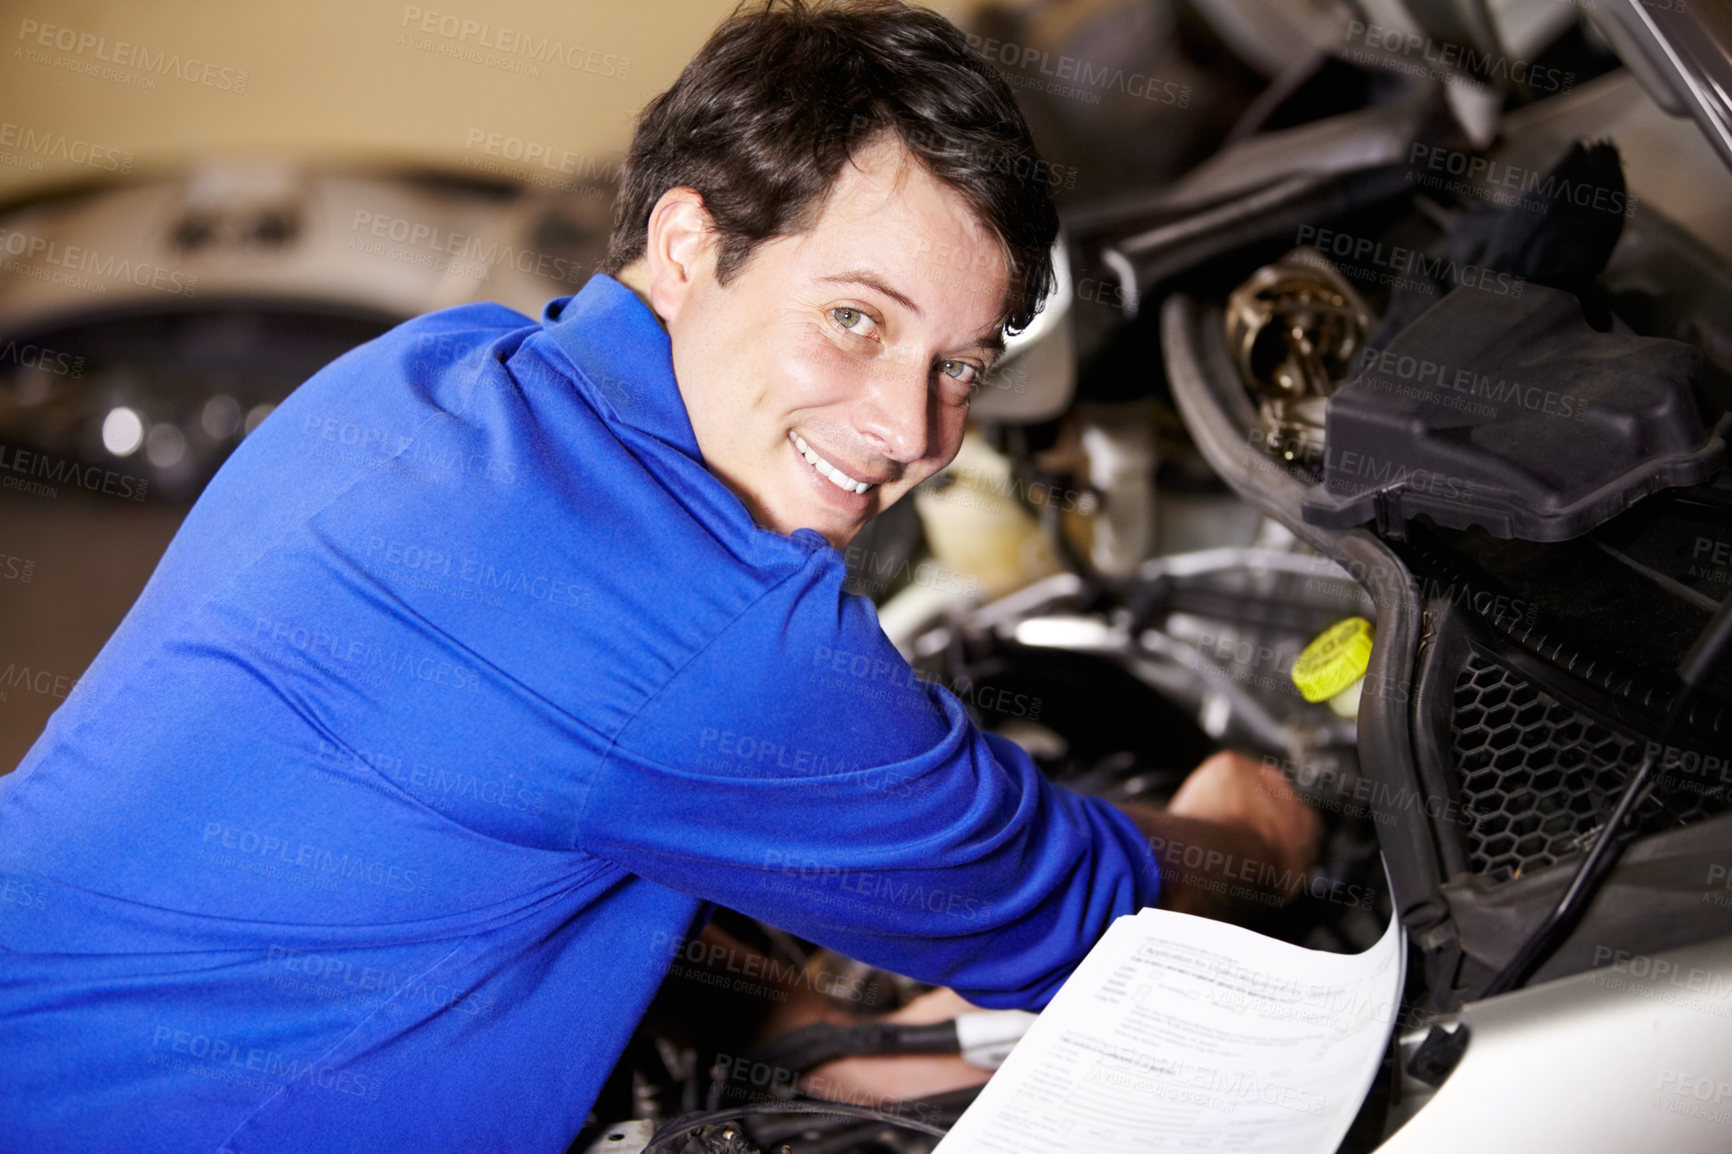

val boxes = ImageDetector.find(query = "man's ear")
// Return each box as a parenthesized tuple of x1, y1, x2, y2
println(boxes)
(642, 187, 717, 324)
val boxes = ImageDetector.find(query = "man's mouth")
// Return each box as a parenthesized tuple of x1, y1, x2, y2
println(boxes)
(789, 431, 881, 495)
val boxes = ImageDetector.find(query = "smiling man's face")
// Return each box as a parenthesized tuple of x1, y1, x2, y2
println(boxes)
(621, 133, 1012, 550)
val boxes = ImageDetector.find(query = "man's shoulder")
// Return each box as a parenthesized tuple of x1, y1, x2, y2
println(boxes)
(272, 299, 545, 431)
(401, 299, 538, 336)
(369, 299, 542, 370)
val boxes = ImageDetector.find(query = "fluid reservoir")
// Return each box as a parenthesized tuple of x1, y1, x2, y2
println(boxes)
(1291, 616, 1374, 720)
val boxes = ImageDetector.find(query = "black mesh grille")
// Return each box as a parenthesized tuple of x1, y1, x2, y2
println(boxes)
(1450, 652, 1732, 882)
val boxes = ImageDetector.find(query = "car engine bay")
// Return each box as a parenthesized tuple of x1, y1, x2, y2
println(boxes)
(1, 2, 1729, 1151)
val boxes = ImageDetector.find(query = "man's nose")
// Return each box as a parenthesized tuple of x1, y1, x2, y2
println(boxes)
(852, 359, 930, 463)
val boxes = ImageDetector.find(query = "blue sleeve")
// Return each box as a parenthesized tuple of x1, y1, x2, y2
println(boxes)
(570, 555, 1163, 1011)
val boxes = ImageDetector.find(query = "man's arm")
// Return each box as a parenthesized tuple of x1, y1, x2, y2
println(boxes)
(575, 540, 1321, 1012)
(708, 750, 1323, 1105)
(572, 559, 1175, 1012)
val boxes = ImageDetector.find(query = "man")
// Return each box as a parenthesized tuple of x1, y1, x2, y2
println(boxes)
(0, 3, 1317, 1151)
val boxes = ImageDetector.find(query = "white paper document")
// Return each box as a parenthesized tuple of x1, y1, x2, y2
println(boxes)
(935, 907, 1405, 1153)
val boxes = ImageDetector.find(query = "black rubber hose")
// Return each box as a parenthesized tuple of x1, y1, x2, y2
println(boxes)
(705, 1020, 964, 1112)
(740, 1020, 960, 1076)
(644, 1101, 949, 1154)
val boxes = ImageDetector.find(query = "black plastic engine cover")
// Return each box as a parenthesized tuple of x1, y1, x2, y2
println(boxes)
(1301, 284, 1727, 541)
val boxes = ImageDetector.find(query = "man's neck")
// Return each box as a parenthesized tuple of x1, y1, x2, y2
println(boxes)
(610, 259, 666, 331)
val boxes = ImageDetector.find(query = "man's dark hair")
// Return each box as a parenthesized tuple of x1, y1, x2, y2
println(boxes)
(601, 0, 1058, 334)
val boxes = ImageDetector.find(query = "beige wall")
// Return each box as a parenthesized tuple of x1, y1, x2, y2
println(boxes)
(1, 1, 981, 200)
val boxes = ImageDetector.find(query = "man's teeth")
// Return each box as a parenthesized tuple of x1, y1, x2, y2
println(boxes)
(791, 432, 874, 495)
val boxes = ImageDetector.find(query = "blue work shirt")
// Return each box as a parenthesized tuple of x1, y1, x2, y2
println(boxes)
(0, 274, 1162, 1153)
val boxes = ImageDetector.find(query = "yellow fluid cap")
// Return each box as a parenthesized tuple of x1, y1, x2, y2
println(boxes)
(1292, 616, 1375, 703)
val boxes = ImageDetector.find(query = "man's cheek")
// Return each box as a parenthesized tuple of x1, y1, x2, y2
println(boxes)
(891, 476, 920, 505)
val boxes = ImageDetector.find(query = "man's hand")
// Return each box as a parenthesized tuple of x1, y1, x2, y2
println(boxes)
(1117, 750, 1322, 920)
(760, 753, 1322, 1103)
(734, 752, 1321, 1106)
(794, 987, 994, 1104)
(1167, 750, 1321, 889)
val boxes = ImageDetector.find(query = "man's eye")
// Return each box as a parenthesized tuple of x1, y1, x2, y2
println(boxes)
(938, 359, 979, 385)
(934, 361, 979, 406)
(831, 307, 879, 339)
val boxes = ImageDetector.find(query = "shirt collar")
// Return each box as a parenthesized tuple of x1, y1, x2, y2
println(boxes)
(537, 273, 703, 460)
(535, 274, 832, 561)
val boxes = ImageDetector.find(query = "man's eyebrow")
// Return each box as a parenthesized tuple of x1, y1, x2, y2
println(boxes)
(818, 269, 1005, 356)
(818, 270, 921, 316)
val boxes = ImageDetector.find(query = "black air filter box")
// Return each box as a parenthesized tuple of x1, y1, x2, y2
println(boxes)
(1301, 284, 1727, 541)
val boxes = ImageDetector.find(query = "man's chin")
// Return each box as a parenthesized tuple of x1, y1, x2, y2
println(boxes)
(771, 498, 874, 551)
(795, 511, 865, 551)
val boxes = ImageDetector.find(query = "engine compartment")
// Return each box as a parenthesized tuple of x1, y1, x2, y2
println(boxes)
(2, 3, 1729, 1152)
(571, 30, 1732, 1154)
